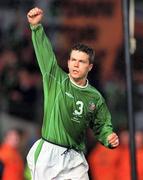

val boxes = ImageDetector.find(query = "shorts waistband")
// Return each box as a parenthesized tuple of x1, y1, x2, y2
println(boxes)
(41, 136, 79, 152)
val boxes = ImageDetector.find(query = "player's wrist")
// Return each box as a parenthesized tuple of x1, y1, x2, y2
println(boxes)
(30, 23, 41, 30)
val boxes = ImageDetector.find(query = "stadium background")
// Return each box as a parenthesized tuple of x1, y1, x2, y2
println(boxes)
(0, 0, 143, 179)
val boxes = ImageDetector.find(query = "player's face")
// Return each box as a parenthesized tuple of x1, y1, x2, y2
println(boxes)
(68, 50, 93, 85)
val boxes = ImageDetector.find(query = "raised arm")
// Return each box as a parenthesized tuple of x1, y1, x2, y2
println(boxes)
(27, 7, 58, 76)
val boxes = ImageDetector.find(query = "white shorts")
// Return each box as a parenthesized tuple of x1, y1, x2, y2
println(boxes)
(27, 139, 89, 180)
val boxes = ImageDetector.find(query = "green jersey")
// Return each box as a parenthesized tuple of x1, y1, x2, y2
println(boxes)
(31, 24, 113, 151)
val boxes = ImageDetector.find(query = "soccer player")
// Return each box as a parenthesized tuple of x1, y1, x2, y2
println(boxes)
(26, 7, 119, 180)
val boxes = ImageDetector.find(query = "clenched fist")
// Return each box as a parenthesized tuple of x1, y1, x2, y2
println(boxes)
(107, 132, 119, 148)
(27, 7, 43, 26)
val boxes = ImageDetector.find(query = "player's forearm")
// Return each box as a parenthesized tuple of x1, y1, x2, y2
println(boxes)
(93, 97, 114, 148)
(31, 24, 57, 76)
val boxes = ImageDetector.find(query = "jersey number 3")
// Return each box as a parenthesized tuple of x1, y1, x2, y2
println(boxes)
(74, 101, 84, 115)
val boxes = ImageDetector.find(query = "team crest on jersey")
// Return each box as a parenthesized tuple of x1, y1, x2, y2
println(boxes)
(88, 102, 96, 111)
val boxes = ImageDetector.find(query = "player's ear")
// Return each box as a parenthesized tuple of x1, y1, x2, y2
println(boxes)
(67, 59, 70, 67)
(88, 63, 93, 72)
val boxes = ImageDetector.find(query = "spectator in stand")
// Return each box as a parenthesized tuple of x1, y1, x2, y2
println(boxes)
(135, 131, 143, 179)
(87, 142, 120, 180)
(8, 67, 37, 121)
(0, 128, 24, 180)
(116, 130, 132, 180)
(0, 49, 19, 96)
(88, 129, 143, 180)
(117, 130, 143, 180)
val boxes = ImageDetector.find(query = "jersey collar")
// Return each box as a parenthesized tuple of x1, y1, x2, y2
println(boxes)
(68, 74, 89, 89)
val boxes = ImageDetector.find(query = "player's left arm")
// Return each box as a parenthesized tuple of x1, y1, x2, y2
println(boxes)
(91, 96, 119, 148)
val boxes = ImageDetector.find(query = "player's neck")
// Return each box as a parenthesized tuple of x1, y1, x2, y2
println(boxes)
(69, 74, 88, 87)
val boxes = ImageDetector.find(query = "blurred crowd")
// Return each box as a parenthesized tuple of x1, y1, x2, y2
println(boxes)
(0, 15, 41, 121)
(0, 0, 143, 179)
(87, 130, 143, 180)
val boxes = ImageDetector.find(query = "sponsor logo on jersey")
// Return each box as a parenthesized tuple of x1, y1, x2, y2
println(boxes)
(65, 92, 74, 99)
(88, 102, 96, 111)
